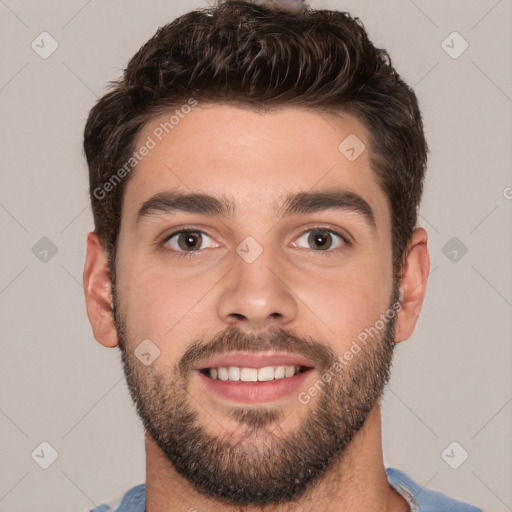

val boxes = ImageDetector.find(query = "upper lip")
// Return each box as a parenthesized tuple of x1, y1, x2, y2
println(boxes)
(197, 352, 315, 370)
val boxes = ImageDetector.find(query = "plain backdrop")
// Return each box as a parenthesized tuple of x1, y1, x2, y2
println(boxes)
(0, 1, 511, 511)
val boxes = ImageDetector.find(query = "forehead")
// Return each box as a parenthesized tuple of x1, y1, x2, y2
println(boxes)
(122, 104, 389, 229)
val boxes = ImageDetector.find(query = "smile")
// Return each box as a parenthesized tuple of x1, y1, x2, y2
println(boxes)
(202, 365, 307, 381)
(196, 353, 315, 404)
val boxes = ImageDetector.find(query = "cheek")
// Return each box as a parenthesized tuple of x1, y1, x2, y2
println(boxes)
(116, 257, 217, 356)
(296, 256, 392, 346)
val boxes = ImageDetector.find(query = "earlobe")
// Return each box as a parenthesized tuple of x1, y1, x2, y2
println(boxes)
(394, 227, 430, 343)
(83, 232, 119, 348)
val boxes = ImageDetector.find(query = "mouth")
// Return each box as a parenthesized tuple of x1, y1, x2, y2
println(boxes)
(200, 365, 308, 381)
(196, 353, 315, 404)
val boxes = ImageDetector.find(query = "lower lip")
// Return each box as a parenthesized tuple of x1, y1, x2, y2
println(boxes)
(198, 370, 314, 404)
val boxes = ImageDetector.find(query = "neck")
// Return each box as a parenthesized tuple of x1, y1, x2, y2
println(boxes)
(145, 402, 409, 512)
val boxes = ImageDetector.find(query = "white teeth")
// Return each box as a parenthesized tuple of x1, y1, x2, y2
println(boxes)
(228, 366, 240, 381)
(285, 365, 296, 378)
(217, 367, 229, 381)
(274, 366, 285, 379)
(208, 365, 301, 381)
(257, 366, 275, 382)
(240, 367, 258, 382)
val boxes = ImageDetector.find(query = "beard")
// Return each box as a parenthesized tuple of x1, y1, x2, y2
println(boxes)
(112, 287, 398, 507)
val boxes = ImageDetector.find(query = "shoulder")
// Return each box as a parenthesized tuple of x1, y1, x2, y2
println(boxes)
(86, 473, 484, 512)
(87, 483, 146, 512)
(386, 467, 483, 512)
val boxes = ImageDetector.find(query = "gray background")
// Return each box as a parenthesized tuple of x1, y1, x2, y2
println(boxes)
(0, 0, 511, 511)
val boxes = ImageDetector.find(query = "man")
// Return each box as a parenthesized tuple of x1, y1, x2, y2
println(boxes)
(82, 1, 483, 510)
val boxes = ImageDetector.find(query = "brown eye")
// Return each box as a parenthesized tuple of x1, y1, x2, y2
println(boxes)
(295, 228, 346, 252)
(164, 230, 215, 253)
(308, 229, 333, 250)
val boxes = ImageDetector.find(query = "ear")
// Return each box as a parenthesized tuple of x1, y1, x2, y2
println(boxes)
(394, 227, 430, 343)
(83, 232, 119, 348)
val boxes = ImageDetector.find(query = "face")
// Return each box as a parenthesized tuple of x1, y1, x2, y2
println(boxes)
(112, 105, 398, 505)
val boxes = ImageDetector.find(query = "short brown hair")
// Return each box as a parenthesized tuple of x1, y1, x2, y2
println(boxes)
(84, 0, 428, 277)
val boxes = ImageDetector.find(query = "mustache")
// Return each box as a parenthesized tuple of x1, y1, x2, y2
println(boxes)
(178, 325, 336, 377)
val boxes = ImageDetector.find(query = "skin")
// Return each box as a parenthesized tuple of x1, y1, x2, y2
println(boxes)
(83, 105, 430, 511)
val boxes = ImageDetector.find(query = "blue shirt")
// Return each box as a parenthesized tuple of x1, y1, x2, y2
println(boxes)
(89, 467, 483, 511)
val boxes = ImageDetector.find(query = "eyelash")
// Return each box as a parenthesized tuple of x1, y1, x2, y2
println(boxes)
(160, 226, 351, 259)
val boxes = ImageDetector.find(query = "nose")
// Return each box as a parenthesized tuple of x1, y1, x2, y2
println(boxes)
(216, 248, 298, 333)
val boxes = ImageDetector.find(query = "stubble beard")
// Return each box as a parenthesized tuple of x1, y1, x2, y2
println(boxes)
(112, 287, 398, 506)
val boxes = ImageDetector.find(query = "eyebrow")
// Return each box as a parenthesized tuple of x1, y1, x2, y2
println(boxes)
(137, 189, 376, 230)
